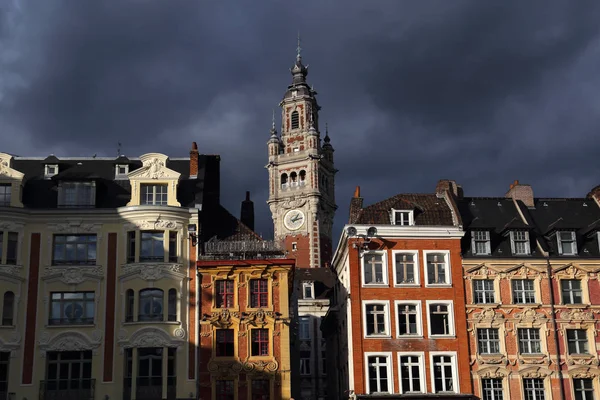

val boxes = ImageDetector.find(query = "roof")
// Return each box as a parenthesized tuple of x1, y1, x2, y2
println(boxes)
(295, 267, 336, 299)
(352, 193, 454, 226)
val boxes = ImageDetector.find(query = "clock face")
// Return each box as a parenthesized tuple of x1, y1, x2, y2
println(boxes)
(284, 209, 305, 231)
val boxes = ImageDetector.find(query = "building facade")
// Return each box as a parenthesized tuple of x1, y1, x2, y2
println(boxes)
(323, 183, 475, 399)
(458, 180, 600, 400)
(0, 145, 215, 400)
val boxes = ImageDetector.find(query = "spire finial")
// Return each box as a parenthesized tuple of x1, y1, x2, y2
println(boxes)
(271, 109, 276, 131)
(324, 123, 331, 144)
(296, 31, 302, 62)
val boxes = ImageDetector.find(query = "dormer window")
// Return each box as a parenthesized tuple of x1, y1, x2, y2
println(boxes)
(115, 164, 129, 179)
(45, 164, 58, 179)
(291, 111, 300, 130)
(557, 231, 577, 255)
(509, 231, 530, 255)
(392, 210, 414, 226)
(302, 282, 314, 299)
(0, 184, 11, 206)
(472, 231, 491, 255)
(58, 182, 95, 208)
(141, 184, 168, 206)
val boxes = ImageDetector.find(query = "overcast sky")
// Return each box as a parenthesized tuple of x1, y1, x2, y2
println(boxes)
(2, 1, 600, 239)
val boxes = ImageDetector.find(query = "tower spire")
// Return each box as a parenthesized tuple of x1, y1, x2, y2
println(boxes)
(272, 109, 276, 132)
(296, 31, 302, 62)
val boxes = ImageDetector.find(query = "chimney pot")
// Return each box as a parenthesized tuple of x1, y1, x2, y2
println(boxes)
(189, 142, 199, 177)
(354, 186, 361, 198)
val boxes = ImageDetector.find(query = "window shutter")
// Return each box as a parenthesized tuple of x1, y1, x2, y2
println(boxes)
(471, 232, 476, 255)
(524, 231, 530, 255)
(557, 233, 563, 255)
(509, 231, 516, 254)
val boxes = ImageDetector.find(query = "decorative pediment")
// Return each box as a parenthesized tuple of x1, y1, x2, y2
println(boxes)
(120, 263, 184, 282)
(0, 265, 24, 281)
(513, 307, 547, 325)
(518, 366, 552, 377)
(558, 308, 595, 322)
(128, 153, 181, 180)
(566, 355, 599, 367)
(0, 153, 25, 180)
(242, 310, 275, 327)
(38, 330, 103, 356)
(475, 366, 509, 378)
(500, 263, 546, 278)
(203, 309, 240, 328)
(119, 327, 185, 350)
(466, 263, 503, 277)
(569, 366, 600, 378)
(470, 309, 505, 326)
(553, 263, 598, 278)
(42, 266, 104, 284)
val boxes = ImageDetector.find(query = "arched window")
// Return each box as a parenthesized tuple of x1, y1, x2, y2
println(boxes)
(2, 291, 14, 326)
(139, 289, 164, 322)
(168, 289, 177, 322)
(125, 289, 135, 322)
(291, 111, 299, 130)
(281, 174, 288, 188)
(290, 172, 298, 186)
(299, 170, 306, 185)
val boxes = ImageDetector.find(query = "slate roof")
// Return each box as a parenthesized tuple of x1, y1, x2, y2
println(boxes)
(458, 197, 600, 258)
(295, 267, 336, 300)
(351, 193, 454, 226)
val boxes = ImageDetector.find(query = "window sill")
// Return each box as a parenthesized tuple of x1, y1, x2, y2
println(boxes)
(245, 306, 274, 313)
(561, 303, 589, 308)
(46, 324, 95, 329)
(396, 335, 423, 339)
(514, 302, 541, 307)
(0, 325, 15, 329)
(424, 283, 452, 288)
(124, 321, 181, 326)
(428, 335, 456, 339)
(394, 284, 420, 288)
(473, 303, 501, 308)
(365, 335, 391, 339)
(362, 284, 389, 288)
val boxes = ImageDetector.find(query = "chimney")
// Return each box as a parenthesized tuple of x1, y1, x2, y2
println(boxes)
(240, 191, 255, 231)
(505, 180, 534, 207)
(349, 186, 364, 223)
(189, 141, 199, 178)
(586, 185, 600, 206)
(435, 179, 463, 198)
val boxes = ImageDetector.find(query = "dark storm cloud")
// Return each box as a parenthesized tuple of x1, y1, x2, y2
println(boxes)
(2, 1, 600, 238)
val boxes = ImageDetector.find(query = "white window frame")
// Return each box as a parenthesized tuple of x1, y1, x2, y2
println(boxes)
(397, 352, 426, 394)
(557, 231, 577, 256)
(511, 279, 537, 304)
(0, 184, 11, 207)
(566, 329, 589, 355)
(392, 209, 414, 226)
(481, 377, 505, 400)
(473, 279, 496, 304)
(302, 282, 314, 299)
(115, 164, 129, 179)
(364, 352, 393, 394)
(362, 300, 391, 338)
(361, 251, 388, 286)
(510, 231, 531, 256)
(423, 250, 451, 287)
(44, 164, 58, 179)
(429, 352, 459, 394)
(394, 301, 423, 338)
(392, 250, 419, 286)
(522, 378, 545, 400)
(425, 300, 455, 337)
(560, 279, 583, 305)
(472, 230, 491, 255)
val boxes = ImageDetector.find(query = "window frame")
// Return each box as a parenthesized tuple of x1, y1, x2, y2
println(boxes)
(481, 377, 504, 400)
(426, 300, 455, 338)
(364, 352, 394, 395)
(298, 316, 311, 340)
(391, 209, 414, 226)
(394, 300, 423, 338)
(560, 279, 583, 305)
(215, 329, 235, 357)
(522, 378, 545, 400)
(392, 250, 419, 286)
(471, 230, 492, 256)
(429, 352, 459, 394)
(423, 250, 452, 287)
(52, 234, 97, 266)
(249, 279, 269, 308)
(472, 279, 497, 304)
(49, 291, 96, 326)
(477, 328, 501, 355)
(215, 280, 235, 309)
(0, 184, 11, 206)
(2, 291, 15, 326)
(397, 352, 426, 394)
(362, 300, 391, 338)
(566, 329, 589, 355)
(57, 181, 96, 208)
(361, 251, 388, 286)
(511, 278, 537, 304)
(139, 231, 165, 262)
(572, 378, 594, 400)
(299, 349, 312, 376)
(302, 281, 314, 299)
(557, 231, 577, 256)
(250, 328, 270, 357)
(138, 288, 164, 322)
(115, 164, 129, 179)
(510, 230, 531, 256)
(140, 183, 168, 206)
(5, 231, 17, 265)
(518, 328, 542, 355)
(44, 164, 58, 179)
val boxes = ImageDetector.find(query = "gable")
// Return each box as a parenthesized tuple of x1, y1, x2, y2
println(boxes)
(127, 153, 181, 207)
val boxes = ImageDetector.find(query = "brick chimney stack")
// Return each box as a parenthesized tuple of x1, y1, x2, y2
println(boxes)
(190, 142, 199, 178)
(586, 185, 600, 206)
(349, 186, 364, 223)
(435, 179, 463, 198)
(505, 180, 534, 207)
(240, 191, 255, 231)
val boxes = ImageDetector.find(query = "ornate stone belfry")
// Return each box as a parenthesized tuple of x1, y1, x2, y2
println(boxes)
(266, 39, 337, 268)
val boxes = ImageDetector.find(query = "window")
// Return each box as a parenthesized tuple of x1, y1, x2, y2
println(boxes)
(292, 242, 297, 251)
(510, 231, 530, 255)
(44, 164, 58, 178)
(481, 378, 503, 400)
(281, 174, 288, 188)
(167, 289, 177, 321)
(392, 210, 413, 226)
(557, 231, 577, 255)
(251, 329, 269, 356)
(396, 302, 421, 336)
(168, 232, 178, 262)
(2, 291, 14, 326)
(45, 351, 93, 393)
(299, 317, 311, 340)
(428, 302, 454, 336)
(302, 282, 314, 299)
(291, 111, 299, 129)
(362, 252, 387, 285)
(137, 347, 163, 393)
(141, 184, 168, 205)
(125, 289, 134, 322)
(49, 292, 95, 325)
(321, 339, 327, 375)
(215, 280, 234, 308)
(0, 352, 8, 397)
(398, 354, 424, 394)
(394, 251, 418, 285)
(364, 302, 390, 337)
(251, 379, 269, 400)
(140, 231, 164, 262)
(478, 328, 500, 354)
(216, 329, 234, 357)
(431, 354, 457, 393)
(473, 279, 496, 304)
(573, 378, 594, 400)
(366, 354, 392, 394)
(127, 231, 136, 263)
(518, 328, 541, 354)
(138, 289, 163, 321)
(567, 329, 589, 355)
(472, 231, 491, 255)
(216, 380, 234, 400)
(250, 279, 268, 308)
(300, 350, 311, 375)
(523, 378, 545, 400)
(52, 234, 97, 265)
(58, 182, 96, 208)
(6, 232, 17, 265)
(115, 164, 129, 179)
(425, 252, 450, 285)
(561, 279, 582, 304)
(0, 184, 10, 206)
(512, 279, 536, 304)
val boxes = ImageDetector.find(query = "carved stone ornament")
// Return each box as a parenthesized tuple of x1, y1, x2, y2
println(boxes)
(0, 264, 23, 279)
(173, 328, 186, 339)
(472, 309, 504, 323)
(0, 331, 22, 352)
(570, 367, 600, 378)
(519, 367, 551, 378)
(120, 263, 183, 281)
(559, 309, 594, 321)
(38, 331, 102, 356)
(513, 308, 547, 324)
(566, 356, 600, 367)
(242, 360, 279, 373)
(47, 222, 102, 233)
(0, 221, 24, 231)
(43, 266, 104, 284)
(281, 197, 307, 210)
(200, 283, 212, 289)
(205, 309, 240, 328)
(207, 360, 243, 376)
(242, 310, 274, 327)
(476, 367, 508, 379)
(0, 153, 24, 179)
(119, 327, 185, 349)
(130, 153, 181, 181)
(518, 356, 548, 366)
(124, 219, 180, 230)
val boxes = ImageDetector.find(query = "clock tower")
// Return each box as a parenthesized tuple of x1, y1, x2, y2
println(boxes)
(267, 42, 337, 268)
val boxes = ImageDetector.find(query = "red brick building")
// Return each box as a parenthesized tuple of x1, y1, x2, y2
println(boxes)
(323, 182, 475, 399)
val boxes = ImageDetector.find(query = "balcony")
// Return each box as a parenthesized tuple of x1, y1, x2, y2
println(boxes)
(200, 240, 285, 260)
(39, 379, 95, 400)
